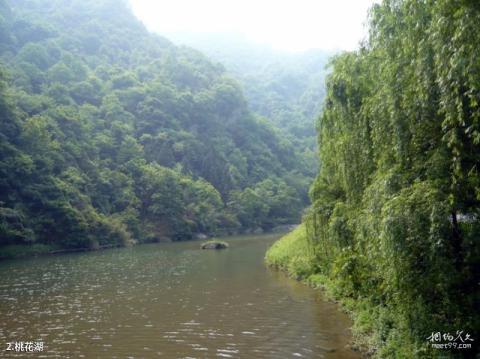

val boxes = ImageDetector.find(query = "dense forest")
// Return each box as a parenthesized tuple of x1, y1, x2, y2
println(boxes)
(167, 31, 330, 160)
(0, 0, 312, 255)
(267, 0, 479, 358)
(1, 0, 479, 356)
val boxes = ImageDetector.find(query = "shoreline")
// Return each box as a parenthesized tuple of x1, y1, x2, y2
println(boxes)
(0, 227, 297, 261)
(265, 226, 373, 358)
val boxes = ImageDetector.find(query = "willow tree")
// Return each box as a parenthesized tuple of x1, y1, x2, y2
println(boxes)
(308, 0, 479, 356)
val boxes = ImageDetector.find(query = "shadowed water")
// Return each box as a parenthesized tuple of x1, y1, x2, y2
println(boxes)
(0, 234, 360, 358)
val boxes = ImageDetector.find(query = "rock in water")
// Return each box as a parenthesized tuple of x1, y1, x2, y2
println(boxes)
(201, 241, 229, 250)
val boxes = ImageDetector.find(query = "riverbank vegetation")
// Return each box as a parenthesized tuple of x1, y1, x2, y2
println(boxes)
(267, 0, 479, 357)
(0, 0, 310, 255)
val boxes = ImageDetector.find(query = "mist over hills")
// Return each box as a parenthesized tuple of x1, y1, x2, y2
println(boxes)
(166, 31, 332, 168)
(0, 0, 316, 249)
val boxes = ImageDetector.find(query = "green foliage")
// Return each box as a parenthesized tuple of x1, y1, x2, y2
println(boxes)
(167, 32, 332, 177)
(269, 1, 479, 357)
(265, 225, 316, 280)
(0, 0, 306, 252)
(228, 178, 302, 231)
(0, 243, 60, 259)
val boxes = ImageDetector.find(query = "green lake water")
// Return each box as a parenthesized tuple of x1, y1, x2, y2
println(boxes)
(0, 234, 360, 358)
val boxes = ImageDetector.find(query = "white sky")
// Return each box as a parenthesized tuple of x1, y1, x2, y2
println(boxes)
(128, 0, 378, 52)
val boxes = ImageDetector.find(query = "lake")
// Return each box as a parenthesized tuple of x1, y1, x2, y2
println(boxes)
(0, 234, 360, 358)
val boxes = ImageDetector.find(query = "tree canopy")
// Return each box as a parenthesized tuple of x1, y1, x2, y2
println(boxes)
(301, 0, 479, 356)
(0, 0, 310, 250)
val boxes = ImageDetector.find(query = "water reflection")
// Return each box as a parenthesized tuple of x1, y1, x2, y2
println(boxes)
(0, 234, 360, 358)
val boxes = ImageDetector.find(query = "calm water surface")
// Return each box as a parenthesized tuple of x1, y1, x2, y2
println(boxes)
(0, 234, 360, 358)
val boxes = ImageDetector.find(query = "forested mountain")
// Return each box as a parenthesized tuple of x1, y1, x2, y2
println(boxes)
(0, 0, 310, 253)
(166, 32, 331, 174)
(267, 0, 479, 357)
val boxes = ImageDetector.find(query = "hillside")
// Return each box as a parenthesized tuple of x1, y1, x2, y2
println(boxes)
(165, 32, 332, 175)
(0, 0, 310, 252)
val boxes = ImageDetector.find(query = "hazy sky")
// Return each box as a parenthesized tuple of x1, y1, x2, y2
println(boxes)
(129, 0, 378, 52)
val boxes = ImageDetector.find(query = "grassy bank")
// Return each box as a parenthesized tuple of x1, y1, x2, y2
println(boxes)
(266, 227, 437, 358)
(265, 225, 316, 279)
